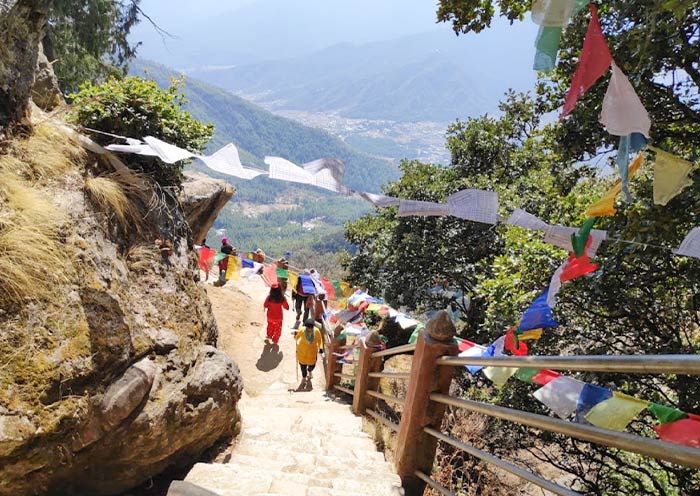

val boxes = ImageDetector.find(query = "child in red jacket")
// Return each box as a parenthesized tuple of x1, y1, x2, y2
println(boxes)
(264, 284, 289, 344)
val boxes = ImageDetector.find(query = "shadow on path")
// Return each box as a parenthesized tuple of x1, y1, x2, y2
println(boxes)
(255, 343, 283, 372)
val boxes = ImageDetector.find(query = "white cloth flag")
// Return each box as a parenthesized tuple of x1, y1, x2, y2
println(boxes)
(531, 0, 578, 26)
(674, 227, 700, 259)
(506, 208, 550, 230)
(600, 63, 651, 138)
(533, 376, 586, 419)
(546, 260, 568, 307)
(197, 144, 266, 180)
(265, 156, 346, 193)
(447, 189, 499, 225)
(398, 199, 450, 217)
(354, 191, 400, 207)
(105, 142, 159, 157)
(143, 136, 196, 164)
(481, 336, 517, 387)
(544, 225, 607, 256)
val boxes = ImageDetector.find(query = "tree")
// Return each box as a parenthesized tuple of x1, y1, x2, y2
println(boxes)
(44, 0, 145, 93)
(70, 76, 214, 188)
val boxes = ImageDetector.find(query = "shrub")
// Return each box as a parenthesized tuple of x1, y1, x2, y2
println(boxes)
(69, 76, 214, 188)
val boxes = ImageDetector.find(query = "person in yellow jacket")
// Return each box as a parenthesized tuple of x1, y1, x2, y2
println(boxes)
(293, 318, 323, 382)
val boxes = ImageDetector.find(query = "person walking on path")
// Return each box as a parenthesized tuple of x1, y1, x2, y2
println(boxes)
(264, 284, 289, 344)
(292, 270, 313, 329)
(293, 318, 323, 385)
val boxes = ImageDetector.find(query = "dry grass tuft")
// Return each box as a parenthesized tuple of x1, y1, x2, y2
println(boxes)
(84, 172, 149, 233)
(125, 243, 158, 273)
(2, 122, 85, 181)
(0, 172, 71, 310)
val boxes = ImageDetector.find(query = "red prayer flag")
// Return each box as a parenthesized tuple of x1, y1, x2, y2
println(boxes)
(560, 253, 598, 282)
(532, 369, 561, 385)
(654, 417, 700, 448)
(505, 328, 529, 356)
(262, 264, 278, 287)
(321, 278, 337, 300)
(458, 339, 478, 353)
(198, 247, 216, 273)
(561, 4, 612, 118)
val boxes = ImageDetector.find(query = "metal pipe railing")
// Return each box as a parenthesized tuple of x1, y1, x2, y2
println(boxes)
(371, 342, 416, 358)
(430, 393, 700, 469)
(367, 390, 406, 406)
(424, 427, 580, 496)
(437, 354, 700, 375)
(367, 408, 400, 432)
(368, 371, 410, 380)
(414, 470, 456, 496)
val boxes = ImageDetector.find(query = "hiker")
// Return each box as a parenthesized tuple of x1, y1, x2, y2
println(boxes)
(292, 270, 311, 328)
(252, 248, 266, 264)
(314, 293, 327, 325)
(276, 257, 289, 294)
(202, 238, 209, 249)
(217, 237, 235, 284)
(293, 318, 323, 383)
(264, 284, 289, 344)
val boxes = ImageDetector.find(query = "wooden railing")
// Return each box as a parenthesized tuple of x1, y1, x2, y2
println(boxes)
(322, 310, 700, 496)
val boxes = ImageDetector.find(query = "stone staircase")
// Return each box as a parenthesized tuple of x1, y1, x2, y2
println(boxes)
(183, 383, 403, 496)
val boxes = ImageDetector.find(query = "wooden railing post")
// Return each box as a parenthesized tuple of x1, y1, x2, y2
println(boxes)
(394, 311, 458, 495)
(325, 325, 344, 392)
(352, 332, 382, 414)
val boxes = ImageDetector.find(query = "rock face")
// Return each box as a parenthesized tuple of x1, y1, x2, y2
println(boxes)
(31, 41, 63, 111)
(0, 0, 51, 126)
(0, 121, 243, 495)
(179, 171, 234, 245)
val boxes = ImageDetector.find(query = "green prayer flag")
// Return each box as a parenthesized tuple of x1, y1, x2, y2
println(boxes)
(214, 252, 227, 263)
(514, 368, 540, 384)
(276, 267, 288, 279)
(648, 403, 688, 425)
(571, 217, 598, 257)
(332, 280, 343, 298)
(534, 26, 562, 72)
(408, 324, 425, 344)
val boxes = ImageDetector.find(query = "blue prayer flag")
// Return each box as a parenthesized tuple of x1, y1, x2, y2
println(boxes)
(576, 384, 612, 424)
(242, 259, 254, 268)
(299, 274, 316, 295)
(519, 288, 558, 332)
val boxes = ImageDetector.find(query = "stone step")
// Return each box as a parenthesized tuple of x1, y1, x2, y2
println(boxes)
(307, 488, 404, 496)
(185, 463, 273, 495)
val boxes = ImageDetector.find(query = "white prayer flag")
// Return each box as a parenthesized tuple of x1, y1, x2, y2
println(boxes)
(397, 199, 450, 218)
(600, 63, 651, 138)
(533, 376, 586, 419)
(355, 191, 400, 207)
(544, 225, 607, 256)
(531, 0, 578, 26)
(303, 158, 346, 184)
(143, 136, 196, 164)
(546, 260, 568, 308)
(674, 227, 700, 259)
(198, 144, 266, 180)
(506, 208, 550, 230)
(105, 142, 159, 157)
(265, 156, 346, 193)
(447, 189, 499, 225)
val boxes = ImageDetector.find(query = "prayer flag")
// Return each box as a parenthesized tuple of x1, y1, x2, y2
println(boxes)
(332, 280, 343, 298)
(561, 4, 612, 118)
(533, 376, 586, 419)
(214, 252, 227, 264)
(275, 267, 289, 279)
(531, 0, 580, 26)
(654, 417, 700, 448)
(262, 264, 278, 287)
(532, 369, 561, 385)
(143, 136, 195, 164)
(505, 328, 529, 356)
(299, 274, 316, 294)
(197, 143, 266, 179)
(340, 282, 354, 297)
(483, 366, 518, 387)
(458, 342, 488, 375)
(519, 288, 558, 332)
(534, 26, 562, 72)
(675, 227, 700, 259)
(506, 208, 549, 230)
(241, 258, 254, 268)
(198, 247, 216, 273)
(321, 278, 337, 300)
(288, 271, 299, 294)
(446, 189, 499, 225)
(649, 147, 695, 206)
(575, 383, 612, 424)
(544, 224, 607, 256)
(586, 154, 645, 216)
(408, 324, 426, 344)
(584, 392, 648, 431)
(616, 135, 633, 202)
(560, 250, 599, 282)
(648, 403, 687, 425)
(518, 328, 544, 341)
(515, 368, 541, 383)
(354, 191, 400, 207)
(571, 218, 598, 257)
(600, 63, 651, 138)
(397, 199, 450, 217)
(546, 260, 567, 308)
(225, 256, 240, 281)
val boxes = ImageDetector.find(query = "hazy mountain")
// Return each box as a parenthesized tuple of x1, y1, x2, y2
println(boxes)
(186, 28, 537, 123)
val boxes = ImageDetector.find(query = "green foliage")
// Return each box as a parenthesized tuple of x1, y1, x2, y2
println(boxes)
(46, 0, 143, 92)
(69, 76, 214, 188)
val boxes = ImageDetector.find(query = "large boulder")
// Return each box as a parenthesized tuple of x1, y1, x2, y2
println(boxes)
(31, 41, 63, 111)
(179, 171, 234, 245)
(0, 0, 50, 127)
(0, 121, 243, 495)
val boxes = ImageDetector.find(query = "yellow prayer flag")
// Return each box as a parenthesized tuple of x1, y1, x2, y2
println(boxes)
(225, 255, 240, 280)
(584, 392, 648, 431)
(340, 282, 354, 297)
(518, 328, 543, 341)
(483, 367, 517, 388)
(366, 303, 383, 313)
(586, 154, 645, 217)
(649, 147, 695, 206)
(288, 270, 299, 293)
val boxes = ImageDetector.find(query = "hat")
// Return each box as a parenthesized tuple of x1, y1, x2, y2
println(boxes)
(304, 318, 316, 328)
(256, 248, 263, 253)
(221, 237, 229, 244)
(278, 257, 287, 263)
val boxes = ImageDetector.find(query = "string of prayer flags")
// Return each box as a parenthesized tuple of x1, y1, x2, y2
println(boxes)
(600, 63, 651, 139)
(519, 287, 558, 332)
(586, 153, 645, 217)
(648, 403, 688, 425)
(299, 274, 317, 295)
(561, 4, 612, 118)
(397, 199, 450, 218)
(446, 189, 499, 225)
(674, 227, 700, 259)
(575, 383, 611, 424)
(654, 417, 700, 448)
(649, 147, 695, 206)
(225, 256, 240, 281)
(584, 392, 649, 431)
(533, 376, 586, 419)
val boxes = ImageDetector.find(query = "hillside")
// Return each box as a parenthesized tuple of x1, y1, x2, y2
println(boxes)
(186, 28, 537, 123)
